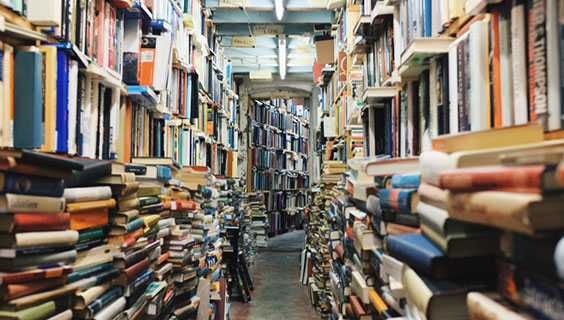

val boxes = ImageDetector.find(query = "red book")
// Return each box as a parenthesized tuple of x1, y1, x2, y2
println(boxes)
(175, 200, 197, 211)
(0, 212, 70, 233)
(0, 266, 72, 285)
(491, 7, 503, 128)
(439, 164, 560, 193)
(350, 295, 366, 319)
(116, 258, 150, 285)
(0, 275, 67, 300)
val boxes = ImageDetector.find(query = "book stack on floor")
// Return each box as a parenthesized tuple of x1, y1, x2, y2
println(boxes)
(303, 183, 345, 319)
(246, 193, 268, 248)
(321, 161, 347, 185)
(0, 167, 78, 320)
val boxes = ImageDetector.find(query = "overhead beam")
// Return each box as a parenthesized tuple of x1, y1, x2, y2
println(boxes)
(220, 36, 313, 49)
(204, 0, 327, 11)
(215, 24, 326, 36)
(232, 65, 312, 73)
(211, 10, 332, 24)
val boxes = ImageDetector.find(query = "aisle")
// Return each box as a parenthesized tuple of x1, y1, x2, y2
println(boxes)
(229, 230, 319, 320)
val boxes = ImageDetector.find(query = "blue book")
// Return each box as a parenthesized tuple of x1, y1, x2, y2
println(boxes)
(379, 188, 418, 214)
(156, 165, 172, 180)
(424, 0, 432, 37)
(125, 218, 145, 233)
(391, 173, 421, 189)
(86, 286, 123, 316)
(0, 172, 65, 197)
(13, 50, 43, 149)
(67, 262, 113, 284)
(385, 233, 495, 279)
(126, 269, 154, 297)
(56, 50, 70, 153)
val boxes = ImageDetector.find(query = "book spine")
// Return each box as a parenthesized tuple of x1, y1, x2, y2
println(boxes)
(12, 250, 77, 270)
(124, 258, 150, 283)
(127, 269, 154, 296)
(121, 248, 148, 269)
(527, 0, 548, 127)
(390, 174, 421, 189)
(440, 165, 548, 191)
(1, 172, 64, 197)
(14, 230, 79, 247)
(138, 196, 161, 207)
(0, 266, 71, 285)
(63, 186, 112, 203)
(67, 262, 113, 284)
(78, 226, 106, 242)
(379, 188, 417, 214)
(67, 199, 115, 213)
(499, 0, 515, 127)
(87, 286, 123, 316)
(512, 0, 530, 124)
(12, 212, 71, 233)
(3, 194, 66, 213)
(457, 35, 468, 131)
(70, 209, 109, 231)
(547, 0, 562, 130)
(492, 7, 503, 128)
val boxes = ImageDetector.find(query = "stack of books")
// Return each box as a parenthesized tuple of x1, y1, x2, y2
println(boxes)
(246, 193, 268, 247)
(0, 170, 77, 319)
(321, 161, 347, 185)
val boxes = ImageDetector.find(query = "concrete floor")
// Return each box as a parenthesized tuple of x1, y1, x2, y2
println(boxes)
(229, 230, 319, 320)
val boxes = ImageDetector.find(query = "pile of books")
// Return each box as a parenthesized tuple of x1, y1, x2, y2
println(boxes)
(246, 193, 269, 247)
(321, 161, 347, 185)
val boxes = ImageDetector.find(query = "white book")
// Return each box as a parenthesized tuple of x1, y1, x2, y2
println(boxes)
(547, 0, 562, 131)
(448, 39, 459, 134)
(468, 20, 489, 132)
(93, 297, 126, 320)
(26, 0, 62, 26)
(511, 1, 529, 125)
(429, 59, 438, 138)
(68, 60, 79, 155)
(46, 309, 73, 320)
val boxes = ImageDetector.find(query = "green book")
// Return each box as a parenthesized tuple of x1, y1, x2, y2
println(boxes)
(0, 296, 71, 320)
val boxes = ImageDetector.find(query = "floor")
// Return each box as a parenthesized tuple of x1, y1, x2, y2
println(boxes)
(229, 230, 319, 320)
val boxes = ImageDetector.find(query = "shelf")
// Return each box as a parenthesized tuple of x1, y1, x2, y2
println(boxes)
(362, 87, 398, 105)
(127, 86, 159, 108)
(465, 0, 503, 15)
(399, 38, 455, 77)
(371, 3, 394, 25)
(120, 1, 152, 20)
(382, 70, 402, 87)
(46, 43, 89, 69)
(353, 16, 373, 37)
(144, 19, 172, 32)
(85, 62, 125, 89)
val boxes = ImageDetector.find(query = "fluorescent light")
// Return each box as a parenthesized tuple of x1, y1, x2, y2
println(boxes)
(279, 36, 286, 80)
(275, 0, 284, 20)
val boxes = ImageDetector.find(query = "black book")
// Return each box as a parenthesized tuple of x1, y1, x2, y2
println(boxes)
(67, 158, 112, 187)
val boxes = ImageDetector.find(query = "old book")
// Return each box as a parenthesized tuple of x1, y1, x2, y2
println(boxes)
(0, 296, 71, 320)
(467, 292, 535, 320)
(93, 173, 136, 185)
(70, 210, 109, 231)
(0, 230, 78, 248)
(0, 172, 64, 198)
(446, 191, 564, 234)
(0, 265, 72, 285)
(0, 276, 67, 301)
(1, 284, 76, 311)
(63, 187, 112, 204)
(66, 199, 116, 214)
(362, 158, 420, 177)
(0, 194, 66, 213)
(109, 209, 139, 224)
(0, 250, 77, 271)
(0, 212, 71, 233)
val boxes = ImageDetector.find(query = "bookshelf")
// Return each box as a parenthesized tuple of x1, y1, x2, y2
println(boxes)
(305, 0, 564, 319)
(0, 0, 255, 319)
(248, 98, 311, 238)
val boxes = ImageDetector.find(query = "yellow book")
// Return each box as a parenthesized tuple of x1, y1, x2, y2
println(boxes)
(38, 46, 58, 152)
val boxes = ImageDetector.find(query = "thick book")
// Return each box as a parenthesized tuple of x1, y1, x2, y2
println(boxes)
(379, 188, 419, 214)
(73, 282, 112, 309)
(431, 124, 544, 153)
(390, 173, 421, 189)
(0, 172, 64, 198)
(125, 163, 146, 175)
(0, 212, 71, 233)
(109, 218, 144, 236)
(403, 266, 495, 320)
(0, 275, 67, 301)
(467, 292, 536, 320)
(422, 224, 499, 258)
(0, 295, 71, 320)
(93, 173, 136, 185)
(361, 158, 420, 177)
(131, 157, 181, 170)
(13, 50, 43, 149)
(0, 243, 76, 259)
(0, 230, 79, 248)
(69, 209, 109, 231)
(446, 191, 564, 234)
(63, 186, 112, 204)
(0, 265, 72, 285)
(1, 283, 76, 312)
(439, 164, 561, 193)
(0, 194, 66, 213)
(66, 159, 112, 188)
(67, 262, 113, 284)
(74, 286, 123, 319)
(66, 199, 116, 213)
(114, 258, 149, 286)
(385, 233, 495, 279)
(0, 250, 77, 272)
(109, 209, 139, 224)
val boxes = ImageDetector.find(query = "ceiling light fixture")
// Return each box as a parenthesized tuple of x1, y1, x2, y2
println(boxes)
(275, 0, 284, 20)
(279, 36, 287, 80)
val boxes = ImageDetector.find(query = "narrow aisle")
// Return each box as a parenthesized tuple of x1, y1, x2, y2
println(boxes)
(230, 230, 319, 320)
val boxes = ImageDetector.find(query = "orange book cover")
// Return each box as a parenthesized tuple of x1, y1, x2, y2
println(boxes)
(70, 209, 109, 231)
(491, 8, 502, 128)
(66, 198, 116, 214)
(227, 149, 233, 177)
(139, 36, 156, 87)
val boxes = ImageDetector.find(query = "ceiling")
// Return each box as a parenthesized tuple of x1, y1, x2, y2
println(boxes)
(206, 0, 333, 79)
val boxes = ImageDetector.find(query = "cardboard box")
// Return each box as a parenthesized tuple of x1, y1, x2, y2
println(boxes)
(315, 36, 335, 65)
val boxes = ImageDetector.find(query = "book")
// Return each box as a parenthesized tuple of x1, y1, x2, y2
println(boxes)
(431, 124, 544, 153)
(379, 188, 419, 214)
(362, 158, 420, 177)
(446, 191, 564, 234)
(390, 173, 421, 189)
(93, 173, 136, 185)
(0, 212, 71, 233)
(69, 209, 109, 231)
(0, 275, 68, 301)
(66, 199, 116, 213)
(0, 243, 77, 259)
(0, 266, 73, 285)
(0, 283, 76, 312)
(131, 157, 181, 170)
(0, 230, 79, 248)
(63, 186, 112, 204)
(439, 164, 562, 193)
(385, 233, 495, 279)
(467, 292, 535, 320)
(0, 172, 64, 198)
(0, 296, 71, 320)
(0, 250, 77, 271)
(13, 50, 43, 149)
(0, 194, 66, 213)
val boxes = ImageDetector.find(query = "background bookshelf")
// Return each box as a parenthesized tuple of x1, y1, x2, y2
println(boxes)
(247, 98, 311, 241)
